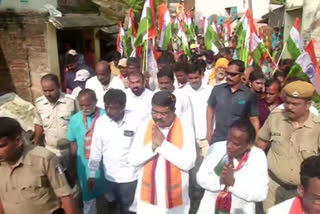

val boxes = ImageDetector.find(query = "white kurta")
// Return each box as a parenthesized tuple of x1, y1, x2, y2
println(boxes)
(128, 116, 196, 214)
(183, 83, 212, 139)
(267, 197, 295, 214)
(85, 75, 125, 109)
(197, 141, 269, 214)
(125, 88, 153, 123)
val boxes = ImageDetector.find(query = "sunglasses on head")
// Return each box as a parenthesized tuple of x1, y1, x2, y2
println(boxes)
(226, 72, 242, 77)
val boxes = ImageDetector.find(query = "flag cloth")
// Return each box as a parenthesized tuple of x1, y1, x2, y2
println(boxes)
(135, 0, 156, 47)
(158, 3, 172, 51)
(224, 18, 231, 47)
(202, 16, 208, 36)
(287, 18, 303, 60)
(127, 8, 136, 55)
(205, 17, 220, 54)
(251, 33, 267, 65)
(117, 21, 128, 57)
(289, 40, 320, 93)
(146, 39, 158, 90)
(235, 9, 251, 63)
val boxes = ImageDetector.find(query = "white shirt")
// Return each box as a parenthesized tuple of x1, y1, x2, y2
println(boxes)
(267, 197, 297, 214)
(128, 116, 196, 214)
(125, 88, 153, 123)
(203, 64, 214, 85)
(88, 111, 140, 183)
(183, 82, 212, 139)
(85, 75, 125, 109)
(197, 141, 269, 214)
(276, 103, 319, 116)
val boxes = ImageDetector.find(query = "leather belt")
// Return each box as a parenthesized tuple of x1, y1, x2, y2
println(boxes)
(268, 170, 297, 190)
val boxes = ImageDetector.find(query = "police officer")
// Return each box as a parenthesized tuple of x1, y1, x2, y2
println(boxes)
(256, 81, 320, 211)
(34, 73, 77, 171)
(0, 117, 77, 214)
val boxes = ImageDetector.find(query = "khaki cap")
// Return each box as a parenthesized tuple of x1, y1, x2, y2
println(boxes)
(118, 58, 127, 68)
(283, 80, 315, 98)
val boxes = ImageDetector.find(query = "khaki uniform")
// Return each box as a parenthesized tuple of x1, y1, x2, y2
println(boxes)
(0, 144, 72, 214)
(34, 93, 77, 168)
(259, 108, 320, 210)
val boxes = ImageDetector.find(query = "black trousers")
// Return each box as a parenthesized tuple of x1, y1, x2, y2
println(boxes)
(106, 180, 137, 214)
(189, 143, 205, 214)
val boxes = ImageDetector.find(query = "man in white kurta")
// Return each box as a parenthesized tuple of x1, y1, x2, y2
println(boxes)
(125, 72, 153, 123)
(197, 121, 268, 214)
(85, 61, 124, 108)
(128, 91, 196, 214)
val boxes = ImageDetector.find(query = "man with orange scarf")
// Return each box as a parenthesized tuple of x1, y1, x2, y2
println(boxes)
(128, 91, 196, 214)
(268, 156, 320, 214)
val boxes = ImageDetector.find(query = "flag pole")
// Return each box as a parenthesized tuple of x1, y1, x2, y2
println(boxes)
(271, 42, 287, 77)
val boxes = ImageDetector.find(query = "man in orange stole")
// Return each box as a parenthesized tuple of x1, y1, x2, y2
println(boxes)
(128, 91, 196, 214)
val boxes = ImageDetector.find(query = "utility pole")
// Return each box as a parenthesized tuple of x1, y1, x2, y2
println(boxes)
(248, 0, 253, 17)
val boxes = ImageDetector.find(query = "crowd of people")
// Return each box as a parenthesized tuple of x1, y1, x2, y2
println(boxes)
(0, 39, 320, 214)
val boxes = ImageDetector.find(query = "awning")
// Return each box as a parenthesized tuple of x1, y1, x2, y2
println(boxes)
(49, 14, 116, 29)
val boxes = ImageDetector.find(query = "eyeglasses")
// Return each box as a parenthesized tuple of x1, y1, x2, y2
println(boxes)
(226, 72, 242, 77)
(151, 110, 171, 117)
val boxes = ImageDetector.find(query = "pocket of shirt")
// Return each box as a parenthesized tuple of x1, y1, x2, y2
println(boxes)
(59, 113, 71, 127)
(41, 114, 51, 128)
(20, 176, 50, 202)
(270, 136, 283, 155)
(299, 142, 318, 159)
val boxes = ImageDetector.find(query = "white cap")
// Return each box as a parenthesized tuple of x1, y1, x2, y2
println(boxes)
(67, 49, 78, 56)
(74, 69, 90, 82)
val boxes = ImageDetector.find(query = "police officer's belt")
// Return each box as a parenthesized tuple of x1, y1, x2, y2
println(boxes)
(268, 170, 297, 190)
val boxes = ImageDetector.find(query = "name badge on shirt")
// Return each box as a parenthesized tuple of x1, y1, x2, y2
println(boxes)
(238, 99, 246, 105)
(124, 130, 134, 137)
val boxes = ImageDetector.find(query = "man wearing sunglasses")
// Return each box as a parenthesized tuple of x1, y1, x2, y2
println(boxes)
(206, 60, 259, 145)
(268, 156, 320, 214)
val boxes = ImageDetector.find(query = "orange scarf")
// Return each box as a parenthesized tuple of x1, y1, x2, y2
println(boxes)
(140, 117, 183, 209)
(289, 197, 303, 214)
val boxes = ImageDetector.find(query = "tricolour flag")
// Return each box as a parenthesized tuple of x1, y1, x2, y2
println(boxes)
(117, 21, 128, 57)
(205, 17, 220, 54)
(287, 18, 303, 60)
(202, 16, 208, 36)
(224, 18, 231, 47)
(127, 8, 136, 55)
(235, 9, 251, 61)
(289, 40, 320, 93)
(135, 0, 156, 47)
(158, 3, 172, 51)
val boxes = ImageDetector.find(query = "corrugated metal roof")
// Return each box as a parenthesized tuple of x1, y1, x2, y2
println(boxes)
(49, 14, 115, 29)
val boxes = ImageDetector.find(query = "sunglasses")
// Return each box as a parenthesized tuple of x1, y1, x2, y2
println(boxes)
(226, 72, 242, 77)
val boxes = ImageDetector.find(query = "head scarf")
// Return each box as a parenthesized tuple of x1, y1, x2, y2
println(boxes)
(209, 58, 229, 86)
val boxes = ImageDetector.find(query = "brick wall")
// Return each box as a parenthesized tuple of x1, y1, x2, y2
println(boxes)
(0, 11, 50, 102)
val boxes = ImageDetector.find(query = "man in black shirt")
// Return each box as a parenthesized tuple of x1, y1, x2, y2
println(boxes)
(206, 60, 259, 144)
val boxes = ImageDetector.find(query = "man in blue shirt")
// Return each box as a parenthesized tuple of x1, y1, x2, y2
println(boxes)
(67, 89, 107, 214)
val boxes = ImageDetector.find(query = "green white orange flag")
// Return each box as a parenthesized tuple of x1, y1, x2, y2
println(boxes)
(158, 3, 172, 51)
(287, 18, 303, 60)
(117, 21, 128, 57)
(224, 18, 231, 47)
(134, 0, 156, 47)
(127, 8, 136, 53)
(205, 17, 220, 54)
(235, 9, 251, 60)
(289, 40, 320, 93)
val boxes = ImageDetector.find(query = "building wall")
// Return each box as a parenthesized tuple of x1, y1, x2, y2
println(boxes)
(194, 0, 269, 25)
(0, 12, 51, 102)
(0, 0, 57, 12)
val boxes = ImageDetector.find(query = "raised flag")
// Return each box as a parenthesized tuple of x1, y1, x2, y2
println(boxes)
(135, 0, 156, 47)
(289, 40, 320, 93)
(146, 39, 158, 90)
(127, 8, 136, 51)
(224, 18, 231, 47)
(287, 18, 303, 60)
(158, 3, 172, 51)
(117, 21, 128, 57)
(202, 16, 208, 37)
(205, 17, 220, 54)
